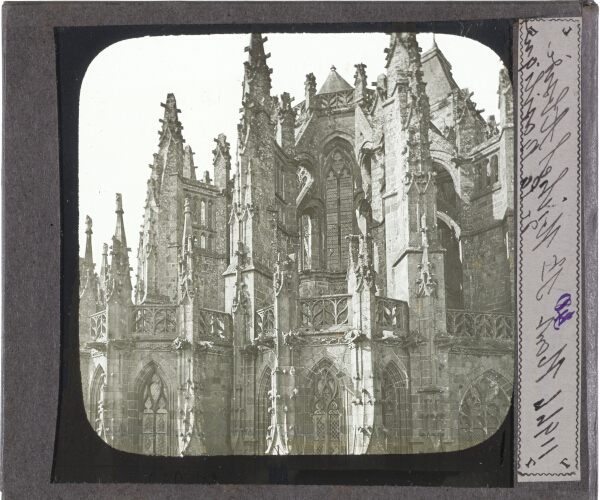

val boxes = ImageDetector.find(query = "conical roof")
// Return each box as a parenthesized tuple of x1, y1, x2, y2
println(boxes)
(317, 66, 354, 95)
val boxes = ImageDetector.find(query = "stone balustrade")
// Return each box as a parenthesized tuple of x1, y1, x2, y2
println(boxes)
(90, 310, 107, 340)
(131, 305, 178, 335)
(299, 294, 351, 332)
(374, 297, 409, 335)
(196, 307, 232, 340)
(255, 305, 275, 337)
(446, 309, 514, 341)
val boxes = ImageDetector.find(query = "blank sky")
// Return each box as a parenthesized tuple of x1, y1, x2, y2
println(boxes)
(79, 32, 505, 275)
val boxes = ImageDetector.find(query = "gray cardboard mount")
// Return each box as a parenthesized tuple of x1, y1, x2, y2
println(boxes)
(2, 2, 597, 499)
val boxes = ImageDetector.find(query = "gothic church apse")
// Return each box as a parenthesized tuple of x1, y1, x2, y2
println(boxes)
(78, 32, 514, 456)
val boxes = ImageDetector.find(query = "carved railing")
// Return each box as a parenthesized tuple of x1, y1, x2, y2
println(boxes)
(446, 309, 514, 341)
(300, 294, 351, 332)
(317, 89, 355, 112)
(90, 310, 107, 340)
(255, 305, 275, 337)
(375, 297, 409, 335)
(196, 308, 231, 340)
(132, 306, 178, 335)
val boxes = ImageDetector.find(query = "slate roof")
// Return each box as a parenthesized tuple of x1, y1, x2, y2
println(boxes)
(317, 66, 354, 95)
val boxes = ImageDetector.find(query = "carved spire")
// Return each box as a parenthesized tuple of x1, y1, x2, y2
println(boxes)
(304, 73, 317, 110)
(238, 34, 274, 152)
(158, 93, 184, 146)
(107, 193, 133, 301)
(384, 33, 425, 95)
(212, 133, 231, 190)
(498, 67, 513, 128)
(83, 215, 94, 273)
(183, 145, 196, 180)
(354, 63, 368, 104)
(179, 197, 196, 300)
(243, 34, 273, 104)
(99, 242, 109, 288)
(182, 197, 193, 250)
(114, 193, 127, 250)
(276, 92, 296, 156)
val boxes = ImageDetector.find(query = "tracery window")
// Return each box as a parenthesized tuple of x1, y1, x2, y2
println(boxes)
(312, 368, 342, 455)
(141, 370, 169, 456)
(325, 151, 353, 272)
(458, 373, 510, 450)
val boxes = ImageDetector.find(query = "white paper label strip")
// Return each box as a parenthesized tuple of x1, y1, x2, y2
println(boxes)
(516, 18, 582, 482)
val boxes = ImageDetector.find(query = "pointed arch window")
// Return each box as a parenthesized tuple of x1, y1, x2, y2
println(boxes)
(200, 234, 206, 250)
(458, 372, 510, 450)
(490, 155, 499, 184)
(192, 196, 199, 224)
(141, 370, 169, 456)
(325, 150, 354, 272)
(312, 368, 342, 455)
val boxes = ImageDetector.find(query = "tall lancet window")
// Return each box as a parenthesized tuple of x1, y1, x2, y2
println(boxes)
(141, 370, 169, 456)
(200, 199, 206, 226)
(301, 213, 312, 270)
(313, 368, 342, 455)
(325, 151, 353, 271)
(207, 201, 213, 229)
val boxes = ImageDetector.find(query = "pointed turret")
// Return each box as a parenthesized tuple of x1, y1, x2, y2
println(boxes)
(317, 65, 353, 95)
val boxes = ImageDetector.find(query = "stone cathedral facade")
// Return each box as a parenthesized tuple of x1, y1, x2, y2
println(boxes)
(79, 33, 515, 456)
